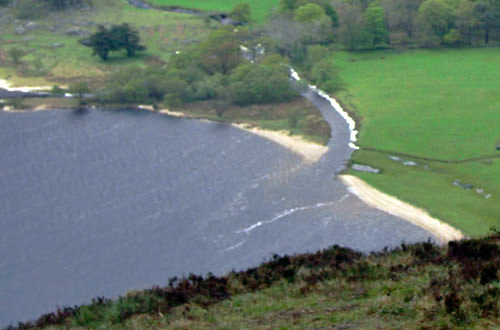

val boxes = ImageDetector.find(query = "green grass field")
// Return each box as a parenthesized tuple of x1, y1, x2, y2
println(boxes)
(146, 0, 280, 22)
(0, 0, 208, 87)
(333, 48, 500, 237)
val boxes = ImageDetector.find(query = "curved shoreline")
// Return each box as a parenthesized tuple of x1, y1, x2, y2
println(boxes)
(138, 105, 328, 164)
(289, 69, 465, 243)
(2, 79, 466, 242)
(339, 175, 465, 243)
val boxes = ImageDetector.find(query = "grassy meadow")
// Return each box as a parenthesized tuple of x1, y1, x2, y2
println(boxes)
(0, 0, 208, 87)
(146, 0, 280, 22)
(333, 48, 500, 236)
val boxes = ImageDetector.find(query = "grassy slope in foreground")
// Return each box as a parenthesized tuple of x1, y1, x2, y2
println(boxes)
(334, 48, 500, 237)
(146, 0, 280, 22)
(17, 233, 500, 329)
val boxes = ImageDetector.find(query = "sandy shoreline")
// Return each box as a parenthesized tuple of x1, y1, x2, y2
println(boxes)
(0, 79, 53, 92)
(339, 174, 465, 243)
(232, 123, 328, 164)
(4, 102, 327, 164)
(138, 105, 328, 164)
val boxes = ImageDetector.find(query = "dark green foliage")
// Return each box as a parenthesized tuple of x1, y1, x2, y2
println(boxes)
(197, 28, 243, 75)
(103, 67, 188, 105)
(229, 63, 297, 105)
(109, 24, 145, 57)
(70, 81, 90, 106)
(310, 58, 341, 93)
(0, 0, 10, 7)
(8, 47, 25, 66)
(365, 1, 389, 46)
(200, 40, 241, 75)
(81, 24, 145, 61)
(230, 3, 251, 23)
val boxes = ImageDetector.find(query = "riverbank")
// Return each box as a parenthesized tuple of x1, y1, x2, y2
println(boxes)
(339, 174, 465, 243)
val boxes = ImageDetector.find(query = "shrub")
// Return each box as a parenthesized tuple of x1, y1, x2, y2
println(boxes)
(230, 3, 251, 23)
(8, 47, 25, 66)
(310, 58, 341, 93)
(443, 29, 463, 47)
(229, 63, 297, 105)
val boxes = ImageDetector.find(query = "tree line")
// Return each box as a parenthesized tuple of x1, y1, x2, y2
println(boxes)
(272, 0, 499, 51)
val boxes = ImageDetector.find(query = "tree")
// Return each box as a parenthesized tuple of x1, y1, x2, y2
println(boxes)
(454, 0, 478, 45)
(383, 0, 424, 38)
(82, 24, 145, 60)
(200, 40, 242, 75)
(294, 3, 326, 22)
(474, 0, 500, 45)
(230, 3, 251, 23)
(417, 0, 454, 40)
(8, 47, 25, 66)
(337, 3, 371, 50)
(109, 24, 146, 57)
(279, 0, 299, 12)
(305, 44, 329, 70)
(85, 26, 113, 60)
(229, 63, 297, 105)
(365, 1, 389, 46)
(310, 58, 341, 93)
(70, 81, 90, 106)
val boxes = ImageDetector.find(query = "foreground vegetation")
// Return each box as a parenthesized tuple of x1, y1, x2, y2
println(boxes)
(9, 231, 500, 329)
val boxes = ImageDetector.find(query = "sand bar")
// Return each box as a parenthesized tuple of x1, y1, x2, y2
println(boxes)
(339, 174, 465, 243)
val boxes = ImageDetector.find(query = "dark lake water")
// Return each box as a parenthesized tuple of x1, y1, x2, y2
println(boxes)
(0, 93, 434, 326)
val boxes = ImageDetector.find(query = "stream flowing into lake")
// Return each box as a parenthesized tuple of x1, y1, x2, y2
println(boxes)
(0, 91, 434, 326)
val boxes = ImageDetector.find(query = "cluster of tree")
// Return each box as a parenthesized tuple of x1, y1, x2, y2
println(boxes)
(229, 3, 251, 23)
(272, 0, 499, 50)
(100, 27, 297, 110)
(81, 24, 146, 60)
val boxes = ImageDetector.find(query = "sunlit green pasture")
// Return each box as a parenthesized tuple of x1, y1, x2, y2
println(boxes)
(334, 48, 500, 236)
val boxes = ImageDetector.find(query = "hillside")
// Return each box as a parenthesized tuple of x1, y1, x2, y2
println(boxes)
(9, 231, 500, 329)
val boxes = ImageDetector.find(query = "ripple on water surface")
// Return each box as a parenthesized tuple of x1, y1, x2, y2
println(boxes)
(0, 108, 434, 326)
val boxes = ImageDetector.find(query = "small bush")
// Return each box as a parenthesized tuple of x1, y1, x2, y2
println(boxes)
(229, 63, 297, 105)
